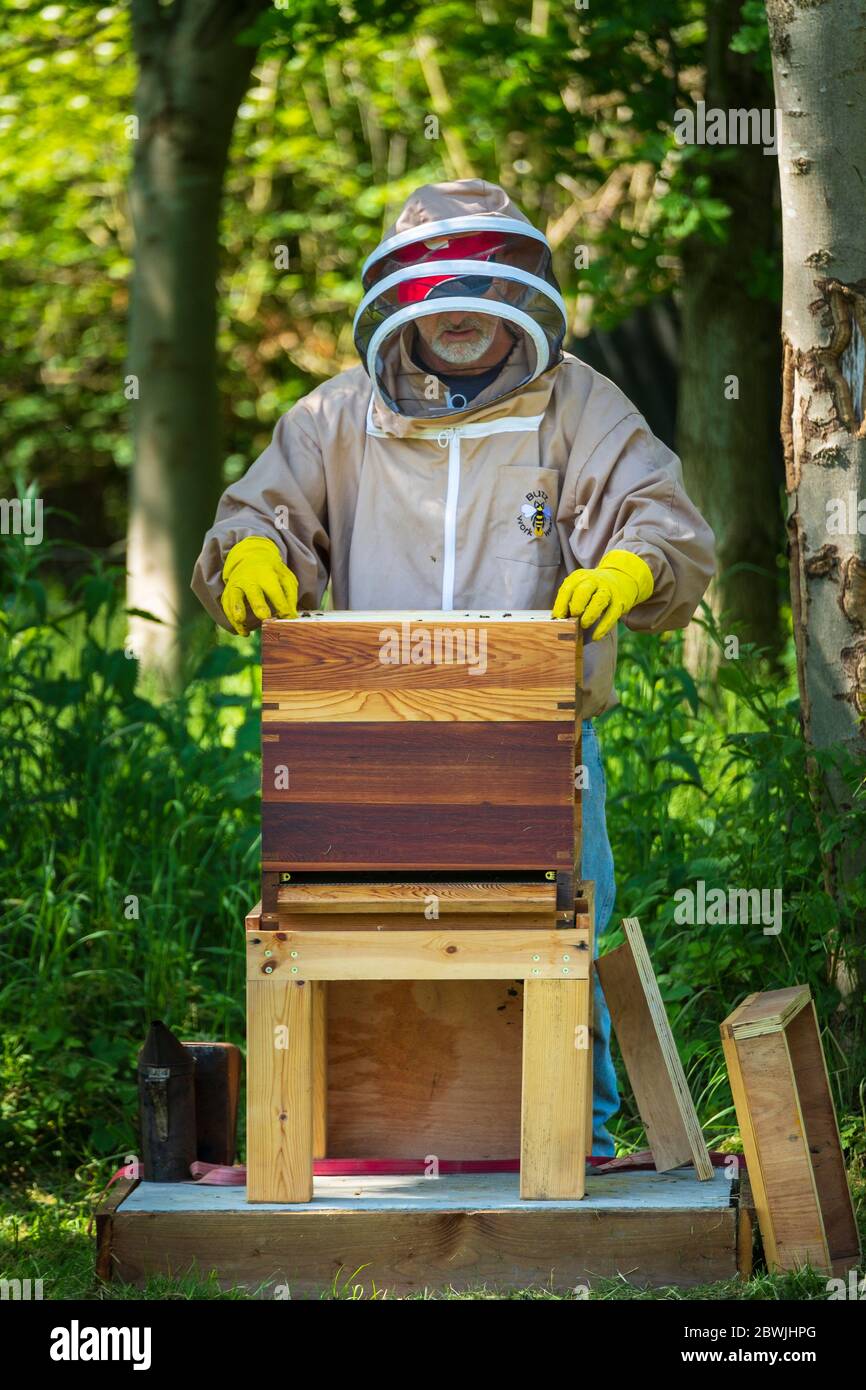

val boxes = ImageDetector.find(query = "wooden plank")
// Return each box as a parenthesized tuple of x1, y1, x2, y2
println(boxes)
(261, 801, 571, 870)
(262, 617, 576, 695)
(262, 724, 572, 805)
(326, 980, 524, 1159)
(312, 982, 327, 1161)
(721, 1023, 777, 1266)
(107, 1172, 740, 1294)
(596, 918, 713, 1179)
(248, 928, 589, 982)
(266, 911, 558, 932)
(95, 1177, 138, 1282)
(262, 687, 573, 722)
(732, 1030, 829, 1270)
(248, 899, 590, 934)
(736, 1168, 756, 1281)
(246, 978, 314, 1203)
(520, 979, 589, 1199)
(725, 985, 811, 1038)
(275, 881, 557, 914)
(771, 1001, 860, 1272)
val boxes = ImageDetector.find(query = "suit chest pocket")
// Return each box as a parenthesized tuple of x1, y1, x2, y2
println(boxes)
(493, 464, 562, 568)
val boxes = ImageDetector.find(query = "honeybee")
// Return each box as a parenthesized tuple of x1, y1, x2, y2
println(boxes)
(521, 499, 552, 537)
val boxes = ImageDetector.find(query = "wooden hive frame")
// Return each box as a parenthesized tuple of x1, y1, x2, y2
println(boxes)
(248, 612, 593, 1203)
(721, 985, 860, 1275)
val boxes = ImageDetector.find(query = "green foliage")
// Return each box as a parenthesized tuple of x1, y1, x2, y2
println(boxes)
(0, 531, 261, 1176)
(1, 0, 777, 540)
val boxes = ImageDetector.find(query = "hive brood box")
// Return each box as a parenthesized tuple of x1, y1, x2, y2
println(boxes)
(260, 610, 582, 879)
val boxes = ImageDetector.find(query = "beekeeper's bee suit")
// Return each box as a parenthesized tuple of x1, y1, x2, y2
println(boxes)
(193, 180, 715, 1155)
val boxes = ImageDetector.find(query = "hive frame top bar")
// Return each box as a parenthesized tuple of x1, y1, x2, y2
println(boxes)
(270, 610, 566, 623)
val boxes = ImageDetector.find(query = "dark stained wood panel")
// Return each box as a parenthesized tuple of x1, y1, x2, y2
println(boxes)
(262, 801, 572, 870)
(262, 722, 573, 805)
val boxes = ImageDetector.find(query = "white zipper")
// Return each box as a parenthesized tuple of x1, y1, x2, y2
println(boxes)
(365, 396, 546, 611)
(440, 428, 461, 610)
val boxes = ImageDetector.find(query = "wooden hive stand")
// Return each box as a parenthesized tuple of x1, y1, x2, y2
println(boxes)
(247, 611, 593, 1202)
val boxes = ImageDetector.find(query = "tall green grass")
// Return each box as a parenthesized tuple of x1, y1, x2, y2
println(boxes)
(1, 533, 864, 1193)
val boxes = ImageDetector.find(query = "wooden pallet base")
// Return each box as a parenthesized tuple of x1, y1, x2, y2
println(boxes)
(97, 1169, 748, 1296)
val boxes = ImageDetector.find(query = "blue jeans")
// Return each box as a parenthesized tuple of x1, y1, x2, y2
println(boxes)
(581, 720, 619, 1157)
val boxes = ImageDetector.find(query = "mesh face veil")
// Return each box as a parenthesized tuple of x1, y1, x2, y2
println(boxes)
(353, 215, 567, 420)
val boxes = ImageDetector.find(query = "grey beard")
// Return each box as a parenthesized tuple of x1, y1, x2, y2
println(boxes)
(427, 321, 498, 365)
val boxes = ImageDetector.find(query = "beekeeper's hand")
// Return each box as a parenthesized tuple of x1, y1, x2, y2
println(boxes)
(220, 537, 298, 635)
(552, 549, 654, 640)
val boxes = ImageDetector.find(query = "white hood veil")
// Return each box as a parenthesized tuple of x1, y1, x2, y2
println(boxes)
(353, 179, 567, 421)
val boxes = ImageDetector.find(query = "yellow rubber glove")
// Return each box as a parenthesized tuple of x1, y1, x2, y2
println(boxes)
(220, 536, 298, 635)
(552, 549, 654, 640)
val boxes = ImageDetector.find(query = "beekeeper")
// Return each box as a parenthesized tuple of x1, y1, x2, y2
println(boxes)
(192, 179, 715, 1158)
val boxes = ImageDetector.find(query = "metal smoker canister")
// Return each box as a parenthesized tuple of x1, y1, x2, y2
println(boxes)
(137, 1020, 197, 1181)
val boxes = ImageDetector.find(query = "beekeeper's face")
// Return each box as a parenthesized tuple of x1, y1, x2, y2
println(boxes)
(415, 310, 510, 366)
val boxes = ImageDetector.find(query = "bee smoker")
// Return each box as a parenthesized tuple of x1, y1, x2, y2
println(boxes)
(137, 1020, 197, 1181)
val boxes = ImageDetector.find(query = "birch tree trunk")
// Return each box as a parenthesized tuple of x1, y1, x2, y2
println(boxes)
(765, 0, 866, 969)
(127, 0, 266, 676)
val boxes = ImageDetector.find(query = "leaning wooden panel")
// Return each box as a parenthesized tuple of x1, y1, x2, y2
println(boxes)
(248, 928, 589, 981)
(246, 978, 314, 1203)
(596, 917, 712, 1179)
(520, 978, 589, 1199)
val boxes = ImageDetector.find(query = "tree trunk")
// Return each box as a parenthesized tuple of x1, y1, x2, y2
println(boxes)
(678, 0, 783, 662)
(127, 0, 266, 675)
(765, 0, 866, 996)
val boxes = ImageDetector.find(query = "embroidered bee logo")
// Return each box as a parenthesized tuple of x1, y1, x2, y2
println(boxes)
(519, 489, 553, 540)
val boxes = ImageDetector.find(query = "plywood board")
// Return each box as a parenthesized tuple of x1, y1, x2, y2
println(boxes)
(325, 980, 524, 1160)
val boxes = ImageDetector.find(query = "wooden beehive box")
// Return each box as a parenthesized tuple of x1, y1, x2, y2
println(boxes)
(261, 610, 582, 878)
(721, 986, 860, 1275)
(257, 612, 584, 1163)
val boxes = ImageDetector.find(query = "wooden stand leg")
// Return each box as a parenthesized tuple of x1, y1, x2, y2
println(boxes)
(520, 978, 590, 1199)
(246, 977, 314, 1202)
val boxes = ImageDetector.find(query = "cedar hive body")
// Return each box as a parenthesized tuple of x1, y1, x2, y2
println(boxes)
(260, 611, 582, 875)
